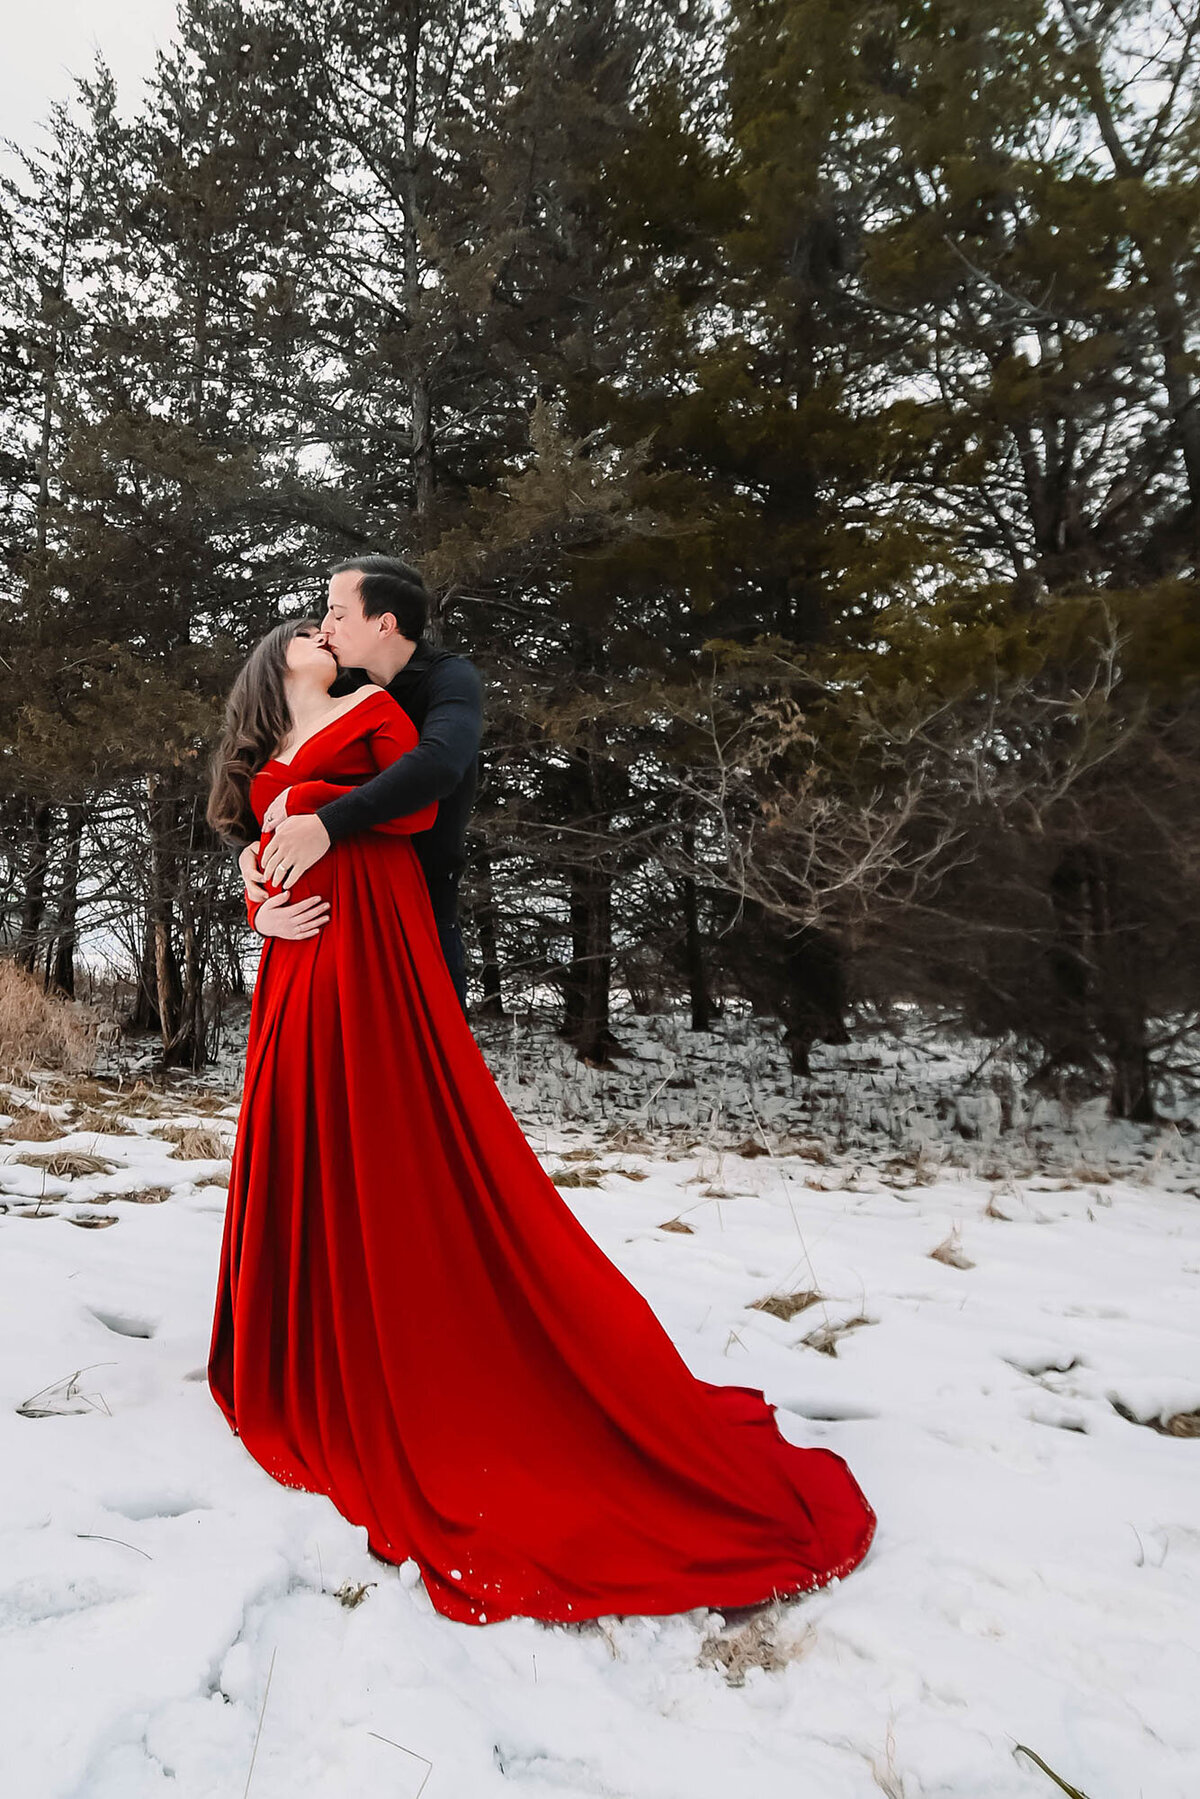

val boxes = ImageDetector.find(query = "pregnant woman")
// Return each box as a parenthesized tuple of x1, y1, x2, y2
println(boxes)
(205, 618, 877, 1626)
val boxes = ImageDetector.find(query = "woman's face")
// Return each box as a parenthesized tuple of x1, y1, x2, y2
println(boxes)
(284, 626, 337, 680)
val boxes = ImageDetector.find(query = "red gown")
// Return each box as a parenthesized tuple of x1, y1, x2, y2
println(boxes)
(208, 686, 877, 1625)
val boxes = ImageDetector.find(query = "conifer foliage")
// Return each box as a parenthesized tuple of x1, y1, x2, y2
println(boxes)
(0, 0, 1196, 1110)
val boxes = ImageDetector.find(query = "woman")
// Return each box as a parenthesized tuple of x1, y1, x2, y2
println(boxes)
(206, 619, 877, 1626)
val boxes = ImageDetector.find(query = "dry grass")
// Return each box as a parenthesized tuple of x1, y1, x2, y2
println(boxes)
(983, 1182, 1020, 1220)
(0, 960, 96, 1082)
(1112, 1398, 1200, 1438)
(802, 1314, 874, 1357)
(116, 1081, 185, 1119)
(1069, 1162, 1113, 1185)
(551, 1164, 606, 1188)
(13, 1150, 115, 1179)
(929, 1227, 974, 1270)
(117, 1187, 171, 1205)
(55, 1076, 122, 1108)
(602, 1126, 655, 1154)
(698, 1604, 816, 1687)
(334, 1580, 376, 1609)
(1, 1106, 68, 1142)
(160, 1123, 230, 1160)
(73, 1108, 122, 1135)
(658, 1216, 694, 1234)
(749, 1289, 823, 1322)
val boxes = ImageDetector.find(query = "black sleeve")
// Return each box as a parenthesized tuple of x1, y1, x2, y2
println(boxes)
(316, 658, 483, 843)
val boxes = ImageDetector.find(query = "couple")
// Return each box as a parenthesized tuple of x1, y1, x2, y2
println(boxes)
(205, 555, 877, 1627)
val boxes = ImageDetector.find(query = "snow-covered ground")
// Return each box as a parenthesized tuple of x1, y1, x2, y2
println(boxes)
(1, 1014, 1198, 1799)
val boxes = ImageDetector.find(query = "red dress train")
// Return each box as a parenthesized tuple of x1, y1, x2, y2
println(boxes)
(208, 687, 877, 1625)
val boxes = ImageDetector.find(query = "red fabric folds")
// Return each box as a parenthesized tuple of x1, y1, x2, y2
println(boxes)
(209, 687, 877, 1625)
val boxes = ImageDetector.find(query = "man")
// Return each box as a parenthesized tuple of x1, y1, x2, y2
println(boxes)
(241, 555, 483, 1010)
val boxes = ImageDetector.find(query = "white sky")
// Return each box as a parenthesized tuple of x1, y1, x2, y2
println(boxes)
(0, 0, 179, 152)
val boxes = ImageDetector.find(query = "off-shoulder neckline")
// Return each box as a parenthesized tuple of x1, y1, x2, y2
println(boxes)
(262, 686, 391, 770)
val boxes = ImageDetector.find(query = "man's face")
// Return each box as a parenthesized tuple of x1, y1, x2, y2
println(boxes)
(320, 570, 392, 668)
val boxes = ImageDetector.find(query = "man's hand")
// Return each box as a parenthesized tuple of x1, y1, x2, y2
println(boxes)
(254, 892, 331, 940)
(260, 813, 331, 890)
(239, 840, 268, 907)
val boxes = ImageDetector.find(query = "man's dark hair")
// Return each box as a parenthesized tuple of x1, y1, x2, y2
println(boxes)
(331, 554, 429, 639)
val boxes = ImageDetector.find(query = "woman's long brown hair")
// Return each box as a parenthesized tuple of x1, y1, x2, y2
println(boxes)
(207, 619, 321, 845)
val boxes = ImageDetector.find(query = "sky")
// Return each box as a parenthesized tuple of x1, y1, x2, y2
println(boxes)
(0, 0, 179, 153)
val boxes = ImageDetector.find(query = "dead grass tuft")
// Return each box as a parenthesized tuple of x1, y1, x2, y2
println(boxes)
(551, 1164, 606, 1188)
(73, 1108, 121, 1135)
(119, 1081, 182, 1119)
(54, 1076, 121, 1108)
(929, 1227, 974, 1270)
(1070, 1162, 1112, 1185)
(334, 1580, 376, 1609)
(802, 1314, 873, 1357)
(117, 1187, 171, 1205)
(658, 1216, 694, 1234)
(160, 1123, 229, 1160)
(0, 961, 97, 1082)
(1, 1106, 67, 1142)
(1112, 1398, 1200, 1438)
(14, 1150, 116, 1179)
(698, 1605, 815, 1687)
(603, 1126, 655, 1154)
(749, 1290, 823, 1322)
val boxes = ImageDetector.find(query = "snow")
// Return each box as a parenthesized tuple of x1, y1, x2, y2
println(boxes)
(1, 1015, 1198, 1798)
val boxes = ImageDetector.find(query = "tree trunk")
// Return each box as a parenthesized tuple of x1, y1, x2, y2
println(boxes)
(14, 802, 53, 974)
(45, 801, 84, 997)
(565, 859, 616, 1064)
(473, 848, 505, 1020)
(156, 793, 210, 1071)
(127, 919, 163, 1033)
(781, 927, 850, 1076)
(145, 774, 187, 1065)
(679, 825, 713, 1031)
(1047, 842, 1157, 1120)
(1105, 1026, 1155, 1123)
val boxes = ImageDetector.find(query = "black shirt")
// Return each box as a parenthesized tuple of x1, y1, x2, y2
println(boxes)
(320, 641, 483, 900)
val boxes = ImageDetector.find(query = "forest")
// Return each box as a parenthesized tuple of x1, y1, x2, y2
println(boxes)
(1, 0, 1198, 1118)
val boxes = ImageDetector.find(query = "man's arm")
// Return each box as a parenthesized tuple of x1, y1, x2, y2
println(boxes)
(315, 657, 482, 843)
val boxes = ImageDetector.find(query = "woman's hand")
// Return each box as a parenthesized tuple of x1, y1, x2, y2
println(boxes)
(262, 788, 293, 833)
(253, 892, 331, 940)
(239, 841, 268, 907)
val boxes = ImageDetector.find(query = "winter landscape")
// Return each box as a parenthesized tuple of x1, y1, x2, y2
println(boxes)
(4, 1, 1200, 1794)
(2, 1010, 1197, 1799)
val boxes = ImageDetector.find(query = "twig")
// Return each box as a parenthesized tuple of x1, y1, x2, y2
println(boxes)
(243, 1646, 277, 1798)
(76, 1532, 153, 1560)
(1012, 1742, 1091, 1798)
(367, 1732, 434, 1796)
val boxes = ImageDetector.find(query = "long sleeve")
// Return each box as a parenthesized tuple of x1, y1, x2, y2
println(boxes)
(285, 779, 427, 835)
(316, 658, 481, 843)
